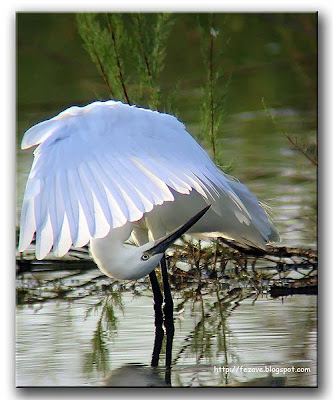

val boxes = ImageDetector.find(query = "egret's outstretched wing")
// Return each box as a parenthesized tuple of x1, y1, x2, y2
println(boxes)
(19, 100, 277, 259)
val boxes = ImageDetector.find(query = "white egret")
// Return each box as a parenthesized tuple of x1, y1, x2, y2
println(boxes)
(19, 100, 278, 368)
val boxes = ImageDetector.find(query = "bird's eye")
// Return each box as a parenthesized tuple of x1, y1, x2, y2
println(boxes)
(141, 253, 150, 261)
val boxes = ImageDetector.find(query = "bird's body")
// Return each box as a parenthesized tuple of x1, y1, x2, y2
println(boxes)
(19, 100, 278, 280)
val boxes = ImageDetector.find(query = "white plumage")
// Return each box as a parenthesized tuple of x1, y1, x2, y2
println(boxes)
(19, 100, 278, 278)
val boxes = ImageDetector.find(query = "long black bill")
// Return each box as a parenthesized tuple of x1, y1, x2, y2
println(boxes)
(148, 205, 211, 256)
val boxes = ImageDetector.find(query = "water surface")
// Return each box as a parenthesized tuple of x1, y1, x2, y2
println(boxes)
(16, 291, 317, 387)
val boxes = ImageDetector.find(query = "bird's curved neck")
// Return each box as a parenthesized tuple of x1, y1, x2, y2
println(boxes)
(90, 224, 159, 280)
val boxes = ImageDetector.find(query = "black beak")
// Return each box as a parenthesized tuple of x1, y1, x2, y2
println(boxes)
(147, 205, 211, 256)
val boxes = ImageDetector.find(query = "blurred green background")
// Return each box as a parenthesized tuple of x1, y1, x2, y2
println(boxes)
(17, 13, 317, 129)
(16, 12, 317, 247)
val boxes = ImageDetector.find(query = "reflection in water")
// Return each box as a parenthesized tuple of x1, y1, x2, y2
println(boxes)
(16, 276, 317, 386)
(104, 364, 168, 387)
(104, 366, 287, 387)
(83, 289, 123, 374)
(226, 373, 286, 387)
(49, 274, 313, 387)
(16, 237, 317, 387)
(16, 230, 317, 387)
(87, 281, 245, 386)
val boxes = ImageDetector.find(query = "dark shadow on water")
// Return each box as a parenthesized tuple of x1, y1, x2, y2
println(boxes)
(104, 363, 169, 387)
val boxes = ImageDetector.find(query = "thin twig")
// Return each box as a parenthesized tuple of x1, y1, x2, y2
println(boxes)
(283, 133, 318, 166)
(209, 25, 217, 163)
(106, 15, 131, 105)
(136, 14, 152, 78)
(83, 19, 114, 98)
(262, 97, 317, 167)
(93, 48, 114, 98)
(135, 14, 158, 109)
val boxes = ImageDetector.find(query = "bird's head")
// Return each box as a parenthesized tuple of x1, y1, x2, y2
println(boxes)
(92, 205, 211, 280)
(135, 204, 211, 276)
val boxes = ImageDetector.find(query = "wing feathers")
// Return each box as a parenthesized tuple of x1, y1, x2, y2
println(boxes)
(82, 162, 114, 228)
(74, 167, 96, 237)
(92, 158, 130, 223)
(19, 100, 277, 258)
(19, 196, 36, 252)
(61, 169, 79, 247)
(133, 157, 192, 195)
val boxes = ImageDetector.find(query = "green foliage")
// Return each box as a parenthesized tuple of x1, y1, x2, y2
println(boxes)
(129, 13, 175, 109)
(76, 12, 232, 163)
(197, 14, 231, 166)
(76, 13, 130, 103)
(76, 12, 317, 198)
(76, 12, 174, 109)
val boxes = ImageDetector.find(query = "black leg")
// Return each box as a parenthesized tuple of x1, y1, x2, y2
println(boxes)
(160, 255, 174, 371)
(149, 270, 164, 367)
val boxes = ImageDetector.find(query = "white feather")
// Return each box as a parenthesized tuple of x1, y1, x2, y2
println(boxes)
(19, 100, 278, 258)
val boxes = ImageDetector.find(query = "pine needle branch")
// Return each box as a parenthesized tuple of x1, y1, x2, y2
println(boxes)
(106, 15, 131, 104)
(198, 14, 230, 166)
(209, 26, 217, 163)
(78, 15, 114, 98)
(136, 14, 152, 78)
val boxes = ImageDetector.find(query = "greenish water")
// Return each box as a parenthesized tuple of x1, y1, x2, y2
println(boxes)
(16, 289, 317, 387)
(16, 13, 317, 387)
